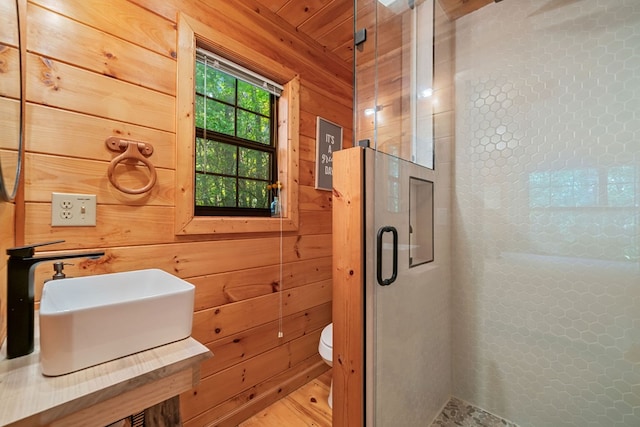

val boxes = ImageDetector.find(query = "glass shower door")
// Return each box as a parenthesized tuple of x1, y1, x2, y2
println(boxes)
(367, 149, 438, 426)
(355, 0, 447, 425)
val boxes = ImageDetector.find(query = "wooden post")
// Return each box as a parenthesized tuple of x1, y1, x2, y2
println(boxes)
(332, 147, 365, 427)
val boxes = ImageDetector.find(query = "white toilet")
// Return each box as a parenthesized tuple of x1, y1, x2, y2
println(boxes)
(318, 323, 333, 408)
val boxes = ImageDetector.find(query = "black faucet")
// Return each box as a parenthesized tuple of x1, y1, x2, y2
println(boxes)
(6, 240, 105, 359)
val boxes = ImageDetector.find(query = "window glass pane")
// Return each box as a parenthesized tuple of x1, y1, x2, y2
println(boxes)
(195, 95, 205, 129)
(206, 67, 236, 104)
(608, 166, 636, 207)
(195, 62, 204, 94)
(530, 187, 549, 208)
(196, 174, 236, 207)
(195, 95, 235, 135)
(550, 185, 574, 207)
(239, 148, 269, 179)
(196, 138, 237, 175)
(238, 179, 268, 209)
(195, 137, 207, 171)
(574, 169, 598, 206)
(575, 168, 598, 185)
(194, 49, 278, 216)
(608, 166, 634, 184)
(608, 183, 634, 206)
(238, 81, 270, 115)
(574, 183, 597, 206)
(237, 110, 270, 144)
(529, 171, 549, 187)
(196, 61, 236, 104)
(550, 170, 574, 187)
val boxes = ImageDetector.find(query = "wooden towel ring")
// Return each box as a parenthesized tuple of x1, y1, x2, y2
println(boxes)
(106, 137, 157, 195)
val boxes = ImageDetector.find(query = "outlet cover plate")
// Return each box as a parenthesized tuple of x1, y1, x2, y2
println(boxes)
(51, 193, 97, 226)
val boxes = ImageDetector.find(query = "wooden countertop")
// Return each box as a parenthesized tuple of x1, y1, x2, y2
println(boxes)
(0, 316, 212, 426)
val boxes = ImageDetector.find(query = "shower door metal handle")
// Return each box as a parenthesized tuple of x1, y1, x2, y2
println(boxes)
(377, 226, 398, 286)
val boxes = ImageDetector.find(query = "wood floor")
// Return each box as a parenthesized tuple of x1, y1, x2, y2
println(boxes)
(239, 369, 332, 426)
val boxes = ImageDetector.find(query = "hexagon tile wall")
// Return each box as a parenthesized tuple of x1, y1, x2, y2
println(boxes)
(452, 0, 640, 426)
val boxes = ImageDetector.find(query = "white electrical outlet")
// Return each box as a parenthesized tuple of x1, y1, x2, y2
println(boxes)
(51, 193, 97, 226)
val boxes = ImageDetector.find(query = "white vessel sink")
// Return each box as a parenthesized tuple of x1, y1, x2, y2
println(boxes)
(39, 269, 195, 376)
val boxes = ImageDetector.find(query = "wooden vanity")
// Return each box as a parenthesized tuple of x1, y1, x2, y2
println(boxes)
(0, 319, 212, 427)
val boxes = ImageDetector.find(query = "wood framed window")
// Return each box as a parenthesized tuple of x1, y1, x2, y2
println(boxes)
(176, 13, 299, 234)
(194, 48, 279, 217)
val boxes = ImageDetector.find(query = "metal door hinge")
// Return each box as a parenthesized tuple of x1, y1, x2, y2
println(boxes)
(355, 28, 367, 47)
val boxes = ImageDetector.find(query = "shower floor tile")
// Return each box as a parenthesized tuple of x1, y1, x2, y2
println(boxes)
(431, 397, 519, 427)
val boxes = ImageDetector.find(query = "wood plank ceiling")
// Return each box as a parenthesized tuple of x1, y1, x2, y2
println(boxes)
(253, 0, 495, 65)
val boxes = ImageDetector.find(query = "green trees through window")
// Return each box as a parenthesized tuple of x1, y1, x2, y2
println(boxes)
(194, 56, 276, 216)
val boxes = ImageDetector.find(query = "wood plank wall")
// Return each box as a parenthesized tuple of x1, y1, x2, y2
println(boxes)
(5, 0, 352, 424)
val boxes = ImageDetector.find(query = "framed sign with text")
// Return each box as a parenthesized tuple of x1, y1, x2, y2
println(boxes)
(315, 117, 343, 191)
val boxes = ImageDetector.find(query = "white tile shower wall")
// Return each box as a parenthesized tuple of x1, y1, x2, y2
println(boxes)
(452, 1, 640, 427)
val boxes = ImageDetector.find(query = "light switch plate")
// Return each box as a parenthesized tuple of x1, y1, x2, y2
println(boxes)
(51, 193, 97, 226)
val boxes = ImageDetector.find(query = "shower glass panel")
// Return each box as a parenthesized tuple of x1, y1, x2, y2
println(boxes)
(356, 0, 447, 425)
(355, 0, 434, 168)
